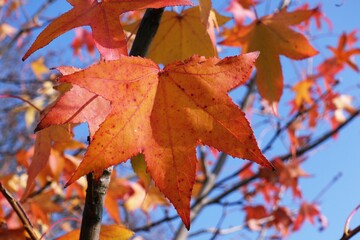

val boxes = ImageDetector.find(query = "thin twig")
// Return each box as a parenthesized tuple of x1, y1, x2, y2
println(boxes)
(277, 108, 360, 161)
(189, 224, 246, 238)
(0, 0, 57, 57)
(0, 182, 39, 240)
(262, 87, 338, 153)
(341, 205, 360, 240)
(0, 94, 41, 112)
(312, 172, 342, 204)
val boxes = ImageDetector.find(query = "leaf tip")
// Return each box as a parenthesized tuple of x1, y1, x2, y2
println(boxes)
(271, 102, 279, 116)
(22, 50, 31, 61)
(64, 173, 78, 188)
(64, 180, 72, 189)
(250, 51, 260, 59)
(34, 125, 41, 133)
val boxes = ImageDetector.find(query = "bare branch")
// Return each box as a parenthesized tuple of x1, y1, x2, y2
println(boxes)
(0, 182, 39, 240)
(341, 204, 360, 240)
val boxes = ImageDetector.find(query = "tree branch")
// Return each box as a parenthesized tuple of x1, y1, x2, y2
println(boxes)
(340, 204, 360, 240)
(262, 87, 335, 154)
(0, 182, 39, 240)
(277, 108, 360, 161)
(129, 8, 165, 57)
(79, 167, 113, 240)
(1, 0, 57, 57)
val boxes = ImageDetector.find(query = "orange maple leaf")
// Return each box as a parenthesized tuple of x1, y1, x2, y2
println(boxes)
(293, 201, 323, 231)
(38, 53, 272, 228)
(318, 31, 360, 88)
(22, 0, 192, 61)
(22, 125, 74, 200)
(221, 8, 318, 104)
(36, 66, 111, 138)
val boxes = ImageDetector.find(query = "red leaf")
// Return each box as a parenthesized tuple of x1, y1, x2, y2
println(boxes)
(22, 0, 193, 61)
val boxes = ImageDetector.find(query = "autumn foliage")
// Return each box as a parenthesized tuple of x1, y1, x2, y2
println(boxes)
(0, 0, 360, 239)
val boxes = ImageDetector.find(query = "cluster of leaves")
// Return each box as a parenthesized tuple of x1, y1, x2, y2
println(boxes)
(0, 0, 359, 239)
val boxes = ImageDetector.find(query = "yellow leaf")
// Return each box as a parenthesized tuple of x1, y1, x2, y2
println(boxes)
(292, 79, 313, 106)
(148, 7, 222, 64)
(30, 57, 49, 79)
(131, 154, 151, 188)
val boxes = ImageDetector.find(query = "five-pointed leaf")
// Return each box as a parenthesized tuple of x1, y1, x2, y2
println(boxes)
(317, 31, 360, 88)
(221, 8, 318, 103)
(147, 7, 229, 64)
(53, 53, 271, 228)
(22, 0, 192, 61)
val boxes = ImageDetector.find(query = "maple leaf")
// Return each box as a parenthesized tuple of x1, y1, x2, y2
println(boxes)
(277, 158, 310, 198)
(293, 202, 323, 231)
(292, 79, 314, 107)
(30, 57, 49, 79)
(226, 0, 255, 26)
(272, 207, 293, 236)
(124, 182, 169, 213)
(45, 53, 272, 228)
(295, 4, 333, 31)
(36, 66, 111, 138)
(147, 6, 229, 64)
(328, 32, 360, 71)
(198, 0, 212, 25)
(22, 125, 73, 200)
(131, 154, 151, 188)
(57, 225, 133, 240)
(244, 205, 269, 231)
(221, 8, 318, 104)
(104, 173, 134, 224)
(71, 28, 95, 57)
(317, 31, 360, 88)
(22, 0, 192, 61)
